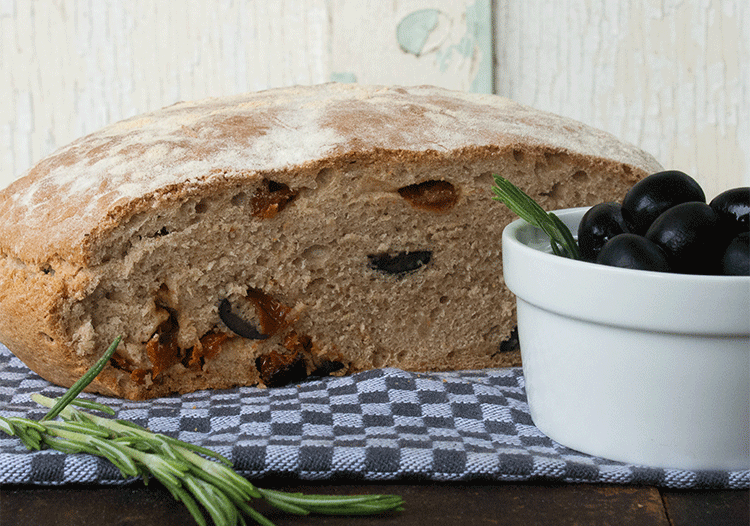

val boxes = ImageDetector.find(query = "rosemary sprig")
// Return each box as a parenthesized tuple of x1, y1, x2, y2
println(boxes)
(491, 175, 581, 259)
(0, 338, 404, 526)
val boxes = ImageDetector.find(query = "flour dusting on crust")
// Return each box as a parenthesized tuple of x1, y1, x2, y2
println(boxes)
(0, 84, 660, 266)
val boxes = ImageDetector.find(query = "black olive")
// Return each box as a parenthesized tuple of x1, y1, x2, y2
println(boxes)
(596, 233, 671, 272)
(498, 326, 519, 354)
(310, 360, 345, 377)
(709, 187, 750, 236)
(645, 202, 722, 274)
(367, 250, 432, 275)
(218, 299, 269, 340)
(721, 232, 750, 276)
(255, 350, 307, 387)
(577, 202, 629, 262)
(621, 170, 706, 235)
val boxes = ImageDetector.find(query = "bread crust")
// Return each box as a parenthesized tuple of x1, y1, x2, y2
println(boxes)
(0, 84, 662, 399)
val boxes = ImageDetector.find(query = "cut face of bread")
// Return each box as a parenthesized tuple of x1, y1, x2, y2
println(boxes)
(0, 84, 662, 399)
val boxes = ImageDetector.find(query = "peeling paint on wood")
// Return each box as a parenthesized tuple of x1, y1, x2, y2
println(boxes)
(1, 0, 746, 198)
(330, 72, 358, 83)
(397, 9, 443, 56)
(494, 0, 748, 198)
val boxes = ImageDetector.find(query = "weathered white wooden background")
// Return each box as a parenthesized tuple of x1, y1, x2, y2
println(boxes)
(2, 0, 747, 199)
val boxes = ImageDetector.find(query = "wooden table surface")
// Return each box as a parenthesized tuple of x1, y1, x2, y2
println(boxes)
(2, 479, 748, 526)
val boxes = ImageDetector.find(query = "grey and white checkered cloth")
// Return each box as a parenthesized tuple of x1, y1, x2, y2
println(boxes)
(1, 343, 747, 489)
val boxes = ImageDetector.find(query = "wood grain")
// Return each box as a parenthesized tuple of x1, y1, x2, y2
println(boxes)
(2, 0, 747, 197)
(662, 488, 750, 526)
(9, 481, 745, 526)
(494, 0, 749, 198)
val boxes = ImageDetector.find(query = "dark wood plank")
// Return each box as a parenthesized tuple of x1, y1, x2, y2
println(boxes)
(254, 482, 671, 526)
(0, 482, 676, 526)
(0, 483, 194, 526)
(661, 489, 749, 526)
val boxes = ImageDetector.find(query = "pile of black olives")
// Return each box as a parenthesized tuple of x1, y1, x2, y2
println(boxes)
(577, 170, 749, 275)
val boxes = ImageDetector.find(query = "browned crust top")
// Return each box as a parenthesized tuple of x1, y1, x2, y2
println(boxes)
(0, 83, 661, 265)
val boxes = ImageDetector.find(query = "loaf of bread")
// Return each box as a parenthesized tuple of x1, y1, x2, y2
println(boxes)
(0, 84, 661, 399)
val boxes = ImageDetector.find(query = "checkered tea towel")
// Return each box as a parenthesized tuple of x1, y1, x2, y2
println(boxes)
(0, 344, 747, 489)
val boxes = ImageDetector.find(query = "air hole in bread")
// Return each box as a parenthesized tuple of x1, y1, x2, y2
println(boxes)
(251, 179, 297, 219)
(539, 182, 562, 201)
(371, 348, 387, 368)
(572, 170, 589, 183)
(230, 192, 248, 207)
(315, 168, 333, 188)
(150, 226, 170, 238)
(474, 171, 495, 188)
(398, 180, 458, 212)
(542, 151, 570, 168)
(156, 283, 171, 306)
(194, 200, 208, 214)
(103, 289, 122, 301)
(299, 244, 329, 268)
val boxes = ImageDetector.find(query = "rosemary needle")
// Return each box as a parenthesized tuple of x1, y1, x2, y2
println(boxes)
(491, 174, 581, 259)
(1, 338, 404, 525)
(41, 335, 121, 421)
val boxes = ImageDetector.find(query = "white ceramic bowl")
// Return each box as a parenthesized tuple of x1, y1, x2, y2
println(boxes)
(502, 207, 750, 471)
